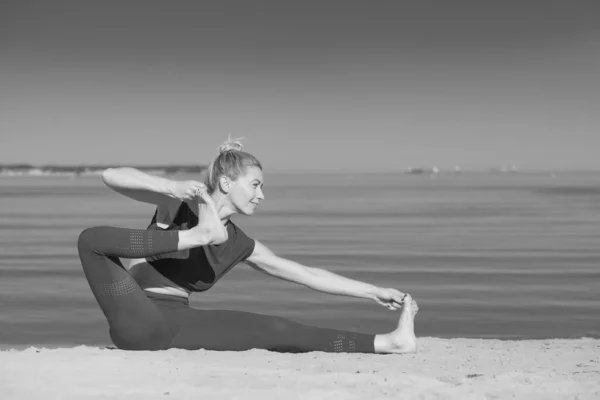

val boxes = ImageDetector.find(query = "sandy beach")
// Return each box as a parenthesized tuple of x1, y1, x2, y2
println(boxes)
(1, 338, 598, 399)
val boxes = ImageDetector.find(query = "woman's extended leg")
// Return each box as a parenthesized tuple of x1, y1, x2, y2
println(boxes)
(161, 299, 418, 354)
(76, 226, 182, 350)
(163, 307, 375, 353)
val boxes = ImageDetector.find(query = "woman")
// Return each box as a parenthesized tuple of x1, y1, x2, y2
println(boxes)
(77, 138, 418, 353)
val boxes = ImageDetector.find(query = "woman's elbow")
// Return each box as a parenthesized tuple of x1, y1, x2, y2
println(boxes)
(101, 167, 128, 188)
(101, 168, 116, 185)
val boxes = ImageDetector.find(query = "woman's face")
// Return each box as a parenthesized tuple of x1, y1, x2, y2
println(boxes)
(227, 166, 265, 216)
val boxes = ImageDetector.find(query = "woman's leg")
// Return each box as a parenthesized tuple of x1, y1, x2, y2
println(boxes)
(164, 298, 418, 354)
(76, 226, 182, 350)
(77, 225, 418, 354)
(164, 307, 376, 353)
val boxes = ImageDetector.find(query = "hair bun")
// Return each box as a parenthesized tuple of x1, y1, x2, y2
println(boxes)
(217, 136, 244, 153)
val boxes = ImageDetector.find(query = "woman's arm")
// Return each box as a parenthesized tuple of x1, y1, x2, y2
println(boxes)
(102, 167, 205, 206)
(245, 241, 407, 309)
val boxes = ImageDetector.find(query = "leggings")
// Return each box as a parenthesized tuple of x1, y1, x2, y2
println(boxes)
(77, 227, 376, 353)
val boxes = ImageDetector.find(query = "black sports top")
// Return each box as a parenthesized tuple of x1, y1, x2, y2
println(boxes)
(145, 202, 255, 292)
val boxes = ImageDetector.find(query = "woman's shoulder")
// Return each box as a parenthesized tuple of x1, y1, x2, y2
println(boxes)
(227, 220, 255, 256)
(228, 219, 251, 238)
(223, 219, 253, 245)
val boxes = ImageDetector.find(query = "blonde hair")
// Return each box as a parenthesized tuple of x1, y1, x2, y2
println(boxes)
(204, 137, 262, 193)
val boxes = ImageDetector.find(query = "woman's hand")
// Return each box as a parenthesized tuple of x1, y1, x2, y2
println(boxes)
(170, 180, 207, 202)
(371, 287, 409, 310)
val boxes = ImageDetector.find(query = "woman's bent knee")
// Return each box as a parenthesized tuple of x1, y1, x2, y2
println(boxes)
(77, 227, 107, 255)
(77, 227, 97, 252)
(109, 325, 171, 351)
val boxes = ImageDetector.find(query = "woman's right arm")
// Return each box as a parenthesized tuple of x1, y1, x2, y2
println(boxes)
(101, 167, 204, 206)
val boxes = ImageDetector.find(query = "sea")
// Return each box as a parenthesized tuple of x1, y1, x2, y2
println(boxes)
(1, 171, 599, 347)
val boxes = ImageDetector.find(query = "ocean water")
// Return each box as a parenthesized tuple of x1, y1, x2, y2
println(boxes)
(1, 171, 599, 347)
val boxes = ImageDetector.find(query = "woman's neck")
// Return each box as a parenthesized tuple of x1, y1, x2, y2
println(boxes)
(210, 191, 236, 223)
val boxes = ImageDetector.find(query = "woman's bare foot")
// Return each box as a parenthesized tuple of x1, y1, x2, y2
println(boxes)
(374, 294, 418, 354)
(194, 191, 228, 245)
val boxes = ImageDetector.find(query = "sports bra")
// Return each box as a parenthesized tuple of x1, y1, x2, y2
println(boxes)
(145, 202, 255, 292)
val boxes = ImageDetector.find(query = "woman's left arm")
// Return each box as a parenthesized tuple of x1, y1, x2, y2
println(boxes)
(245, 240, 407, 310)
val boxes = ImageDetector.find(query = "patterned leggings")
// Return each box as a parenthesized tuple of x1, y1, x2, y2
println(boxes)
(77, 227, 376, 352)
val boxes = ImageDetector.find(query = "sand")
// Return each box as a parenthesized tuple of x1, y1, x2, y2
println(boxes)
(1, 338, 599, 399)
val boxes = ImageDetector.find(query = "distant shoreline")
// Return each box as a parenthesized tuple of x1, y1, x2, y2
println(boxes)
(0, 164, 207, 177)
(2, 164, 599, 177)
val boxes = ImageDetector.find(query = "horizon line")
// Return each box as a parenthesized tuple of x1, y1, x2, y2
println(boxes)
(2, 163, 600, 174)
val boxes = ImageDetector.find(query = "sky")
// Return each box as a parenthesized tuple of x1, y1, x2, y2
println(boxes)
(1, 0, 599, 172)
